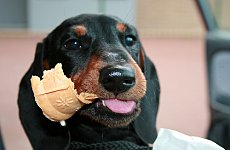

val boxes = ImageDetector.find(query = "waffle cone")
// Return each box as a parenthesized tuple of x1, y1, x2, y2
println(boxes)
(31, 63, 98, 121)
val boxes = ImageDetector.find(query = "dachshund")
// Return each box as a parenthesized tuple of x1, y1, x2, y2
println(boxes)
(18, 14, 160, 149)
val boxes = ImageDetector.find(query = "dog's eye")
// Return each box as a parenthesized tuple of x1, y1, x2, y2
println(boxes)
(64, 39, 82, 50)
(125, 35, 136, 46)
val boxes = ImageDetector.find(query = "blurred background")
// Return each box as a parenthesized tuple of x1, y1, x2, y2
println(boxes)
(0, 0, 229, 149)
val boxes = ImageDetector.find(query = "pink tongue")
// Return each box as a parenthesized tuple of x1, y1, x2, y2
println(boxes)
(104, 99, 136, 114)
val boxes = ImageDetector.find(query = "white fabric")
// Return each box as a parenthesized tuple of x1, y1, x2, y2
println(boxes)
(152, 128, 225, 150)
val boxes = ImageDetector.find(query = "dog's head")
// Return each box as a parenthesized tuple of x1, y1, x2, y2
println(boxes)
(18, 14, 160, 148)
(44, 14, 147, 127)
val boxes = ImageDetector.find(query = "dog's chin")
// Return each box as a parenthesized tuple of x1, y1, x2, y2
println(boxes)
(80, 99, 141, 128)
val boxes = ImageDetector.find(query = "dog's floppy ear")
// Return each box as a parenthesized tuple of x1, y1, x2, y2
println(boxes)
(133, 46, 160, 145)
(18, 39, 70, 149)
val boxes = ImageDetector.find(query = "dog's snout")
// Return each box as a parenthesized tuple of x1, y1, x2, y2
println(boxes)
(99, 66, 135, 95)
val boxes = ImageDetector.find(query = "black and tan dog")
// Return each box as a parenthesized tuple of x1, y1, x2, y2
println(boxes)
(18, 14, 160, 149)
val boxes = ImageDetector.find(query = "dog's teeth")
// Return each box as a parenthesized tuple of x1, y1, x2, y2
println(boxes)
(102, 100, 106, 106)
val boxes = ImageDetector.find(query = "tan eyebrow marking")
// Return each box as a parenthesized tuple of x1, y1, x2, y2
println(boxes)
(74, 25, 87, 36)
(116, 23, 127, 33)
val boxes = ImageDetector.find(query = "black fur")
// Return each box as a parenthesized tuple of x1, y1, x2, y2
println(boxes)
(18, 14, 160, 149)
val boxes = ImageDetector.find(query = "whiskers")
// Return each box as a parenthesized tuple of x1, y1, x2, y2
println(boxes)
(123, 2, 137, 26)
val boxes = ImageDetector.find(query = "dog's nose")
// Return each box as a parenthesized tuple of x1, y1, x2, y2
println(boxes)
(99, 66, 135, 95)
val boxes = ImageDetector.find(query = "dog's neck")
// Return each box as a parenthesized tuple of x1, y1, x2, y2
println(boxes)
(67, 115, 145, 145)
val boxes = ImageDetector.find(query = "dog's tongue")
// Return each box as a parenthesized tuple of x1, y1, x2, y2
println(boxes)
(104, 99, 135, 114)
